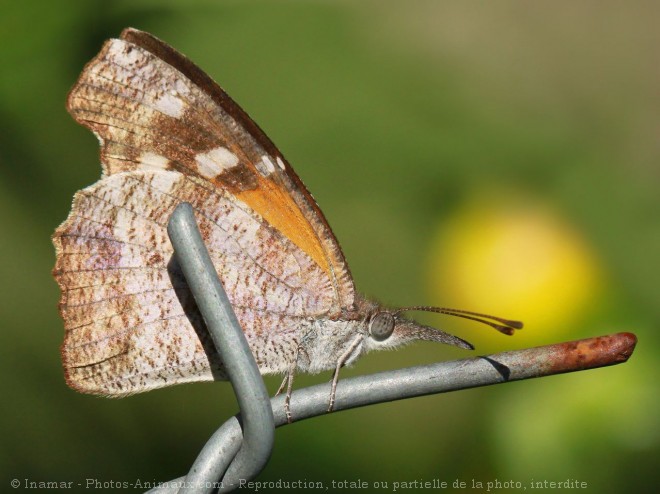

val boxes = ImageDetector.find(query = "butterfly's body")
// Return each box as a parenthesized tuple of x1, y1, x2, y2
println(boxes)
(53, 29, 519, 406)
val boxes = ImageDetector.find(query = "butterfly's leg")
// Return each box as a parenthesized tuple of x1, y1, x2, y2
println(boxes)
(275, 342, 309, 397)
(275, 375, 288, 396)
(280, 344, 301, 424)
(284, 366, 295, 424)
(328, 335, 363, 412)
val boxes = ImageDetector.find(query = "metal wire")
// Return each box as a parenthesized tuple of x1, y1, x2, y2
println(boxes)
(149, 202, 638, 494)
(165, 203, 275, 494)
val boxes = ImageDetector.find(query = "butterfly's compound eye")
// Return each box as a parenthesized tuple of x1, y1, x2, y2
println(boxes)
(369, 312, 395, 342)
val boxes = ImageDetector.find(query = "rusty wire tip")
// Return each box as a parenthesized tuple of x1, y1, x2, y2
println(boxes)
(616, 332, 638, 360)
(538, 332, 638, 375)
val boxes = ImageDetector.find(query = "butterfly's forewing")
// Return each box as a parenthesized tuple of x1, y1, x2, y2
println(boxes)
(69, 28, 354, 307)
(53, 29, 355, 395)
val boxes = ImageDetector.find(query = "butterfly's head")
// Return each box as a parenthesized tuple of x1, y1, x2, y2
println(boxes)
(362, 305, 523, 353)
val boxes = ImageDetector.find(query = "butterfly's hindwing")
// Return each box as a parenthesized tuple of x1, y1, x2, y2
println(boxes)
(54, 170, 339, 394)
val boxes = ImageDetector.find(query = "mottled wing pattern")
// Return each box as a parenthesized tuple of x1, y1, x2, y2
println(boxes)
(53, 28, 355, 395)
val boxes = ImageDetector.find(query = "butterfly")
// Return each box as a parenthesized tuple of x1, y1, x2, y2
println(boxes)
(52, 28, 521, 418)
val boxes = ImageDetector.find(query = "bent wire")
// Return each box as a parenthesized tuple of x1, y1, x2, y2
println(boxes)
(165, 203, 275, 493)
(149, 202, 637, 494)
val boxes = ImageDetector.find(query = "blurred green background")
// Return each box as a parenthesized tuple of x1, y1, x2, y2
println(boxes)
(1, 1, 658, 492)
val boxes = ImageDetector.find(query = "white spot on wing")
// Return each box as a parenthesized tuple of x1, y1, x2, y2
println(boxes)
(256, 155, 276, 177)
(139, 152, 170, 171)
(195, 147, 240, 178)
(115, 43, 141, 66)
(276, 156, 286, 170)
(153, 91, 184, 119)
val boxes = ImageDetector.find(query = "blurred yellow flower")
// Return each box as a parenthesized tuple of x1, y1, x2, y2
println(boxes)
(427, 190, 603, 345)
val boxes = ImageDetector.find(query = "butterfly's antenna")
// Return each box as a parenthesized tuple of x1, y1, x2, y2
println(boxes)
(394, 306, 523, 336)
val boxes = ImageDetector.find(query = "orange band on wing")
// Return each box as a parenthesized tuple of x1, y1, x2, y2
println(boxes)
(235, 176, 329, 277)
